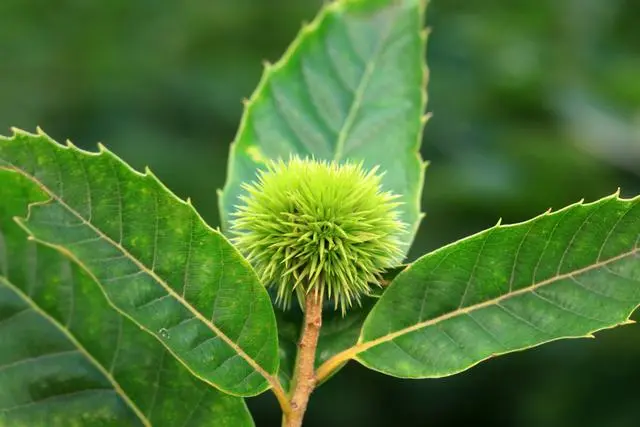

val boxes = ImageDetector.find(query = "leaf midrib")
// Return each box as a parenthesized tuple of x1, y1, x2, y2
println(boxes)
(332, 4, 399, 161)
(317, 245, 639, 379)
(0, 276, 150, 427)
(0, 162, 284, 398)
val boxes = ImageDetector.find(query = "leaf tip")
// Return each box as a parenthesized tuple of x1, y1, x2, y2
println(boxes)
(262, 60, 273, 72)
(421, 112, 432, 124)
(10, 126, 26, 136)
(421, 27, 431, 40)
(614, 187, 622, 198)
(143, 166, 163, 184)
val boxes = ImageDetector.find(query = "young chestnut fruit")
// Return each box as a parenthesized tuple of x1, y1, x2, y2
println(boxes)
(231, 156, 405, 314)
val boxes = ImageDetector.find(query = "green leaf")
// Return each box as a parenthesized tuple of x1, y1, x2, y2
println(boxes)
(317, 194, 640, 380)
(0, 171, 252, 427)
(0, 129, 281, 398)
(219, 0, 428, 255)
(219, 0, 428, 382)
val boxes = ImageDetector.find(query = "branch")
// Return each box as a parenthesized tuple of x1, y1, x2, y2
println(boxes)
(283, 292, 323, 427)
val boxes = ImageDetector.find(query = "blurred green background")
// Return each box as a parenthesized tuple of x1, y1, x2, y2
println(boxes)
(1, 0, 639, 426)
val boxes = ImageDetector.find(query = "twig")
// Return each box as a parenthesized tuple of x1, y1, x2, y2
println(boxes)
(282, 291, 323, 427)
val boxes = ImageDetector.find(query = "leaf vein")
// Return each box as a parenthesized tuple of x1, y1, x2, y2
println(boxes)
(333, 10, 399, 161)
(108, 316, 123, 374)
(328, 246, 638, 369)
(597, 199, 638, 262)
(459, 228, 495, 309)
(530, 289, 609, 324)
(495, 302, 551, 336)
(530, 208, 572, 285)
(0, 388, 115, 413)
(557, 200, 609, 275)
(568, 275, 633, 303)
(0, 277, 150, 426)
(0, 349, 79, 373)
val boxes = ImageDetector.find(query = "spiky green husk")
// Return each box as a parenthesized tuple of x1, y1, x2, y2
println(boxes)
(231, 157, 405, 314)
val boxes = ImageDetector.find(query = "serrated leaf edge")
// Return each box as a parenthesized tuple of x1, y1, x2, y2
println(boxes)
(0, 128, 287, 405)
(316, 192, 640, 381)
(218, 0, 430, 252)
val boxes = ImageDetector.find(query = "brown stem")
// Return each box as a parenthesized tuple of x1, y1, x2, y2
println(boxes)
(282, 292, 323, 427)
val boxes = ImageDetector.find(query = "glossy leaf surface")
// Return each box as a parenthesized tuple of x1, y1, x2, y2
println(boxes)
(0, 129, 280, 397)
(0, 171, 253, 426)
(219, 0, 428, 255)
(317, 195, 640, 380)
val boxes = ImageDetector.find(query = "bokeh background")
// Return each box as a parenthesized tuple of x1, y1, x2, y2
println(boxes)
(1, 0, 639, 426)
